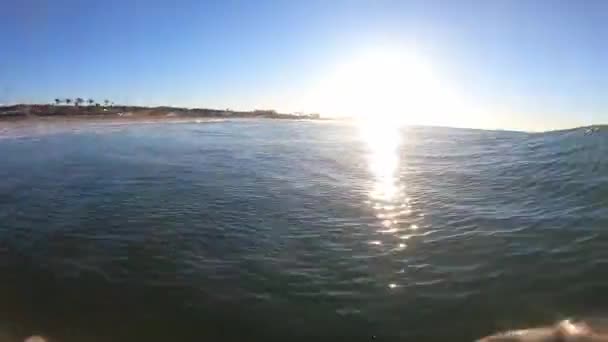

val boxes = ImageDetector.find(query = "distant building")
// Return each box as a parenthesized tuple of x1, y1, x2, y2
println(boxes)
(253, 109, 277, 115)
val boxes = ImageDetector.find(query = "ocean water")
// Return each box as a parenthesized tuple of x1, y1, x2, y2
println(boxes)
(0, 120, 607, 342)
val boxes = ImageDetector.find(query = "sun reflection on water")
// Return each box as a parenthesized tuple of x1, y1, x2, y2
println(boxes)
(358, 118, 404, 212)
(358, 118, 423, 241)
(359, 120, 402, 202)
(358, 118, 411, 290)
(356, 118, 431, 291)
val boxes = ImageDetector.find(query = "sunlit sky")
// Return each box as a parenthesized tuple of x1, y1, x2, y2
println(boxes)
(1, 0, 607, 131)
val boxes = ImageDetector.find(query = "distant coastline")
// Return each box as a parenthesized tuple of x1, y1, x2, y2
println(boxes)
(0, 104, 321, 122)
(545, 125, 608, 134)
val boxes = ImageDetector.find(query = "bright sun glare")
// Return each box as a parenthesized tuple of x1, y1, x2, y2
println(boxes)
(308, 47, 467, 126)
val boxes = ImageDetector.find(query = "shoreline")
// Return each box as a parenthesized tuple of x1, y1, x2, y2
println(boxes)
(0, 114, 231, 125)
(0, 109, 325, 140)
(0, 104, 321, 123)
(0, 115, 319, 140)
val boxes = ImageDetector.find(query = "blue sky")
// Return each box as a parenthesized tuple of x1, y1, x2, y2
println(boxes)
(1, 0, 606, 130)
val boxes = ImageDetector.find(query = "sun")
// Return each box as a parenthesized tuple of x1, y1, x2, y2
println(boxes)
(307, 47, 464, 126)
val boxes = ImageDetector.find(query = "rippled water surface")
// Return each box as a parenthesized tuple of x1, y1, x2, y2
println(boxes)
(0, 120, 607, 341)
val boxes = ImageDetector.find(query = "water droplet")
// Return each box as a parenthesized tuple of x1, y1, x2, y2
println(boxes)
(410, 224, 418, 230)
(369, 240, 382, 246)
(388, 283, 398, 289)
(398, 243, 406, 249)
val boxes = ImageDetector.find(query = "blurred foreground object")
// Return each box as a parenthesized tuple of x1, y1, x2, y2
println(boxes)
(477, 319, 608, 341)
(24, 336, 46, 342)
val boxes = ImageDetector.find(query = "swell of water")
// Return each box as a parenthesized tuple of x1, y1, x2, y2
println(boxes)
(0, 120, 606, 342)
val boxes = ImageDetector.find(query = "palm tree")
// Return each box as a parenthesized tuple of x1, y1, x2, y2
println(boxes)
(75, 98, 84, 107)
(65, 98, 72, 105)
(54, 98, 61, 105)
(87, 98, 94, 106)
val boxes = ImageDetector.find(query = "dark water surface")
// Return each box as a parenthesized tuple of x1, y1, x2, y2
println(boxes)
(0, 120, 607, 341)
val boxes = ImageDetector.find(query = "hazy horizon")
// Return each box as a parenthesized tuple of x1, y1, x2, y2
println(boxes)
(2, 0, 607, 131)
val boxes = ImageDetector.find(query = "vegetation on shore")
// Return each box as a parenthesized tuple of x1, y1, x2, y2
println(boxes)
(0, 100, 320, 120)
